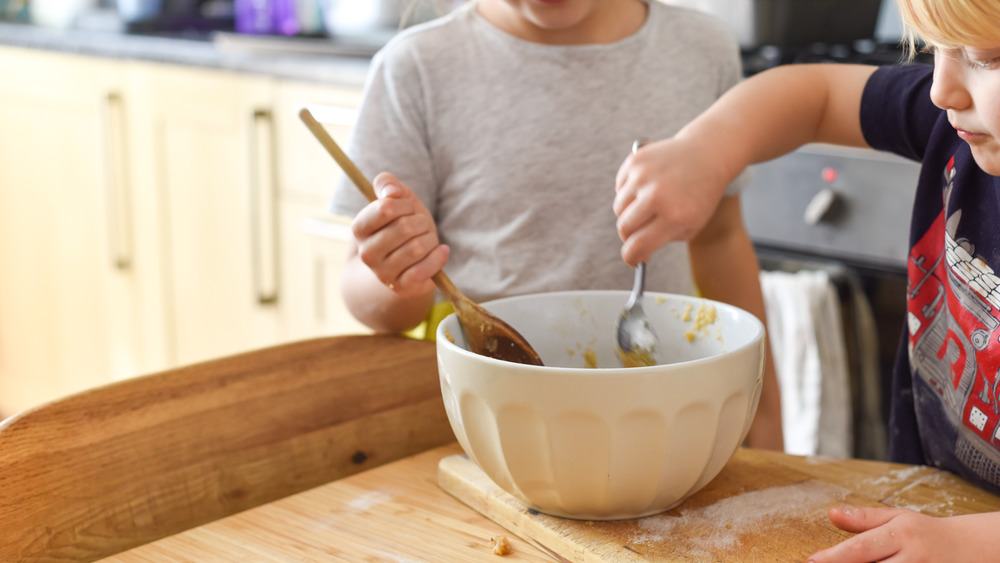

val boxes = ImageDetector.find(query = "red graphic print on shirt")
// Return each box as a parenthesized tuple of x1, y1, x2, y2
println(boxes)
(907, 157, 1000, 451)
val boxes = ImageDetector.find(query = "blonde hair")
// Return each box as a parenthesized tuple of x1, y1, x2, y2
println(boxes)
(896, 0, 1000, 55)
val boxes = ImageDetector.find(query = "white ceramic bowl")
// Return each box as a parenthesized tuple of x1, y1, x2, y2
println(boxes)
(437, 290, 764, 520)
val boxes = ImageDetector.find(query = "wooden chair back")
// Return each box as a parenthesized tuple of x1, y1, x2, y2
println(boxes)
(0, 334, 454, 562)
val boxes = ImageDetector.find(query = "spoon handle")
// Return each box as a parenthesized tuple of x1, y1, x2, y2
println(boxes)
(629, 138, 650, 308)
(299, 107, 377, 202)
(430, 270, 469, 312)
(626, 262, 646, 309)
(300, 107, 542, 365)
(300, 107, 468, 305)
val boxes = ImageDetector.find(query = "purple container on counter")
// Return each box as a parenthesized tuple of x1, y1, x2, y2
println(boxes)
(235, 0, 299, 35)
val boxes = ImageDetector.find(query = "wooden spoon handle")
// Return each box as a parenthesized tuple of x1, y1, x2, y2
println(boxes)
(299, 107, 377, 202)
(299, 107, 467, 302)
(300, 107, 541, 365)
(430, 270, 469, 311)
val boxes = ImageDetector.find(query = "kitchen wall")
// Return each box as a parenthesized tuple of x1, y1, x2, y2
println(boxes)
(663, 0, 904, 48)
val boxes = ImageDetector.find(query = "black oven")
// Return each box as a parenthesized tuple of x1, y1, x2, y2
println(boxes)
(715, 0, 926, 460)
(742, 143, 918, 460)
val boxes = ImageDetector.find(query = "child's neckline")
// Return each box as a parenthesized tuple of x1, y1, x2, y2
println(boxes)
(470, 0, 651, 48)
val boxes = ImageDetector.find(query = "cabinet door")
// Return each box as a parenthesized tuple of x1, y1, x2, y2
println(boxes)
(274, 80, 361, 199)
(127, 64, 282, 367)
(280, 200, 370, 340)
(273, 81, 369, 338)
(0, 49, 146, 414)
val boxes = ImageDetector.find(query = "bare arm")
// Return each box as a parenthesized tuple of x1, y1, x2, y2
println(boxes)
(689, 195, 783, 451)
(692, 63, 875, 167)
(615, 64, 878, 266)
(340, 173, 449, 334)
(341, 239, 437, 333)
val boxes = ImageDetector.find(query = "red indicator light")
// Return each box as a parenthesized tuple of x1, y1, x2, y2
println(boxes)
(821, 167, 838, 183)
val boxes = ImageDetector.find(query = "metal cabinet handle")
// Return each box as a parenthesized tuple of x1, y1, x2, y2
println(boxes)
(250, 108, 279, 305)
(102, 91, 132, 270)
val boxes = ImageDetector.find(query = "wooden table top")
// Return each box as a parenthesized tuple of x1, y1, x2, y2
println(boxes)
(103, 438, 1000, 562)
(103, 442, 549, 561)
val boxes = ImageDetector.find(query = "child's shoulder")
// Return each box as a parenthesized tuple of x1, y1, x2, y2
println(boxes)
(646, 1, 740, 51)
(373, 4, 475, 65)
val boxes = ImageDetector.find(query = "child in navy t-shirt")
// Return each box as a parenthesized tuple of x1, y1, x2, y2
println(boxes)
(612, 0, 1000, 560)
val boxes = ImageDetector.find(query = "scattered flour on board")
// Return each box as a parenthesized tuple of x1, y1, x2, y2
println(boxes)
(802, 461, 963, 515)
(883, 471, 970, 516)
(348, 491, 393, 513)
(630, 482, 848, 556)
(364, 550, 424, 563)
(865, 465, 924, 485)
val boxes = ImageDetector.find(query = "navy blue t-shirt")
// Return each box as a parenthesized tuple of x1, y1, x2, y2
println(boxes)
(861, 63, 1000, 494)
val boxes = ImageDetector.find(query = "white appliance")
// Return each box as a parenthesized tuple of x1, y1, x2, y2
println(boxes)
(30, 0, 97, 28)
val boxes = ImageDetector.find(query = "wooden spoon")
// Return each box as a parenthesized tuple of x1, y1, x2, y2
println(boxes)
(299, 108, 543, 366)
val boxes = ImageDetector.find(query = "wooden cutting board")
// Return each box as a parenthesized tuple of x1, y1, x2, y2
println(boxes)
(438, 448, 1000, 562)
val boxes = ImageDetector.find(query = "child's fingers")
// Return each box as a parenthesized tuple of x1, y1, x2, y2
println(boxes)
(807, 526, 900, 563)
(390, 245, 450, 297)
(828, 506, 909, 533)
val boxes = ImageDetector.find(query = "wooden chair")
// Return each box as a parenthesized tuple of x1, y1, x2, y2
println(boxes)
(0, 334, 456, 562)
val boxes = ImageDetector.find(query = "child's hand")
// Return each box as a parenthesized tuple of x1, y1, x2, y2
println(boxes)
(808, 506, 999, 562)
(612, 138, 736, 267)
(350, 172, 449, 298)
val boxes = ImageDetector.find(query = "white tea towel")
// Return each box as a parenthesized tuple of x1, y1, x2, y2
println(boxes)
(760, 270, 853, 457)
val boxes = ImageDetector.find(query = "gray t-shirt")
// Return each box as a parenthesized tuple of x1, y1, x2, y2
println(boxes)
(331, 1, 743, 304)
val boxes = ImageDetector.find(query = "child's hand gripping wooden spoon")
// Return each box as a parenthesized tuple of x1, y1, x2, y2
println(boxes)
(299, 108, 543, 366)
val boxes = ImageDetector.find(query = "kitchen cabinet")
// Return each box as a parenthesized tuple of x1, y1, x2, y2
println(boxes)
(279, 202, 369, 340)
(0, 48, 151, 415)
(274, 81, 361, 200)
(126, 64, 286, 367)
(0, 46, 370, 416)
(273, 81, 369, 339)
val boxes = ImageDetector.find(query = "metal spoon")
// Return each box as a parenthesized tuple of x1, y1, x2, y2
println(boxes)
(299, 108, 543, 366)
(616, 139, 661, 367)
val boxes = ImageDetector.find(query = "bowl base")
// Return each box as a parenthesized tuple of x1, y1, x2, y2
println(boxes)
(521, 500, 684, 522)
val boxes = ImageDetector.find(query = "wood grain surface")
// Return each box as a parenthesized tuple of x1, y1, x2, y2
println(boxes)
(1, 335, 455, 562)
(103, 440, 1000, 562)
(439, 448, 1000, 562)
(103, 443, 552, 562)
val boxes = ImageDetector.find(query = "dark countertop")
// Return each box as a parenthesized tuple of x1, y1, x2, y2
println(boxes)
(0, 21, 372, 87)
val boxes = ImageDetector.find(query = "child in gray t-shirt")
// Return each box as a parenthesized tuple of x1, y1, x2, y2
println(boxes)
(330, 0, 784, 451)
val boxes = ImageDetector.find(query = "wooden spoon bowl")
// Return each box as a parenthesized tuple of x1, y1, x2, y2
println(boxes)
(299, 108, 543, 366)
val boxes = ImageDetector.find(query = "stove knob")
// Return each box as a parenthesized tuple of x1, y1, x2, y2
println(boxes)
(804, 187, 837, 225)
